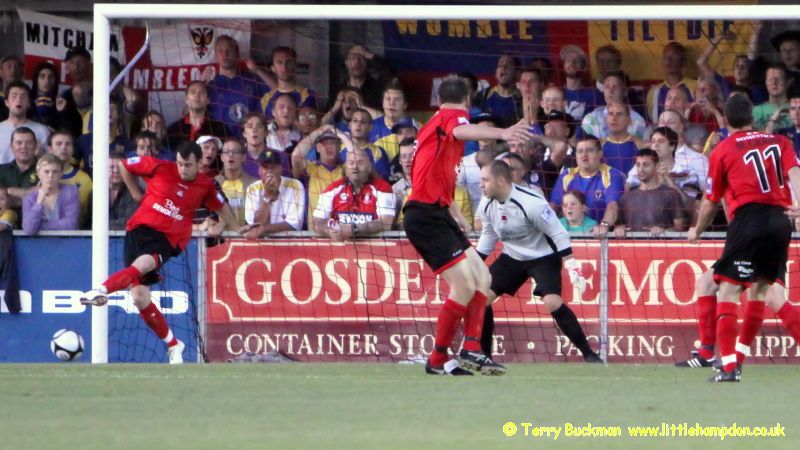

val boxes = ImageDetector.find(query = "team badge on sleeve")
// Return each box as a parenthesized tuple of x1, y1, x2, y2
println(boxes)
(127, 157, 141, 165)
(705, 177, 713, 195)
(540, 207, 555, 224)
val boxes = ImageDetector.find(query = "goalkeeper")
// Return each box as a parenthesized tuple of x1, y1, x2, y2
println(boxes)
(476, 160, 602, 363)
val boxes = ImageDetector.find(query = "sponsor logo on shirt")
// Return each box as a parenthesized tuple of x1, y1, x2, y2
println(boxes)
(152, 199, 184, 221)
(337, 212, 373, 225)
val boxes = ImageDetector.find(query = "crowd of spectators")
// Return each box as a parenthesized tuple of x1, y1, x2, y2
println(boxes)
(2, 21, 799, 238)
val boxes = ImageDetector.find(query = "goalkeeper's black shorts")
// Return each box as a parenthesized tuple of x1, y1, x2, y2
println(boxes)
(489, 252, 562, 298)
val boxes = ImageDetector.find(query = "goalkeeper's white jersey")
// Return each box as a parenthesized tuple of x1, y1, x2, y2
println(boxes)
(476, 184, 572, 261)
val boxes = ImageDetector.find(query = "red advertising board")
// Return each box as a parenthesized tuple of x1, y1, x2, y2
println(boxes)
(205, 239, 800, 364)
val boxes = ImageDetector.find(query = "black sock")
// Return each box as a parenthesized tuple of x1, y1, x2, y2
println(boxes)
(480, 305, 494, 357)
(551, 303, 593, 356)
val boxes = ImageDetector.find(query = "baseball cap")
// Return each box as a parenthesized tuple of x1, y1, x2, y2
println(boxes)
(65, 46, 91, 61)
(196, 135, 223, 148)
(257, 150, 283, 166)
(771, 29, 800, 51)
(543, 110, 577, 138)
(469, 112, 499, 126)
(315, 129, 340, 144)
(390, 118, 418, 134)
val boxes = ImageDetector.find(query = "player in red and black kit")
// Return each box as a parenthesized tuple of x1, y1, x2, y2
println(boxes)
(403, 76, 532, 376)
(80, 142, 247, 364)
(689, 94, 800, 382)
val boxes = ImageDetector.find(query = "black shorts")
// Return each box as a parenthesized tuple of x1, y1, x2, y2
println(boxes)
(124, 225, 181, 286)
(490, 252, 563, 298)
(403, 201, 471, 274)
(713, 203, 791, 287)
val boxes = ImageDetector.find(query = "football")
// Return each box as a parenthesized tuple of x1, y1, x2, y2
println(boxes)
(50, 329, 84, 362)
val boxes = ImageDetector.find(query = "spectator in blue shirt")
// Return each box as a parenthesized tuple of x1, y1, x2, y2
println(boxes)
(601, 101, 644, 175)
(75, 102, 134, 177)
(473, 54, 522, 128)
(340, 109, 390, 180)
(559, 45, 603, 121)
(321, 87, 380, 134)
(260, 46, 316, 120)
(206, 35, 272, 137)
(696, 31, 769, 105)
(551, 135, 625, 238)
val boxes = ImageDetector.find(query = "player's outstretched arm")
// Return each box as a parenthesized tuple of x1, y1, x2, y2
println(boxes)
(453, 119, 533, 143)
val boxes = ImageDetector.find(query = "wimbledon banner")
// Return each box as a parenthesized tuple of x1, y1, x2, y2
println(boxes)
(17, 9, 252, 126)
(17, 8, 125, 88)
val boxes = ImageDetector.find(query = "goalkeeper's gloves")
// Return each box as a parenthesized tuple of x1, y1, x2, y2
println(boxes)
(565, 258, 586, 294)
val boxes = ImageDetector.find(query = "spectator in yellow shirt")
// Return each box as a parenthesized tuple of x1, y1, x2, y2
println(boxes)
(47, 129, 92, 229)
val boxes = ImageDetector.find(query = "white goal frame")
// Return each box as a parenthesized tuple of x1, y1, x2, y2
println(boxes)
(92, 3, 797, 363)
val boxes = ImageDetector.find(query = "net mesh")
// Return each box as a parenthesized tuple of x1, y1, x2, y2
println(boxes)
(99, 16, 800, 364)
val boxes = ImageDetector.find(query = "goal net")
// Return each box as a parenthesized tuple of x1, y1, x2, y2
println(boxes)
(90, 6, 800, 365)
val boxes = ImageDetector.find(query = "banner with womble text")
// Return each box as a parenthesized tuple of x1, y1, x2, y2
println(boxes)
(205, 239, 800, 364)
(382, 19, 754, 110)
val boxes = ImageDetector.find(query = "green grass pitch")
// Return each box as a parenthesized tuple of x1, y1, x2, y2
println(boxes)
(0, 363, 797, 450)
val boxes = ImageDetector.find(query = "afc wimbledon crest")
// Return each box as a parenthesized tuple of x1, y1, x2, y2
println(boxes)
(189, 25, 215, 62)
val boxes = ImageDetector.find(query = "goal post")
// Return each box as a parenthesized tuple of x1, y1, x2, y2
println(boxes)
(91, 8, 110, 364)
(91, 3, 800, 364)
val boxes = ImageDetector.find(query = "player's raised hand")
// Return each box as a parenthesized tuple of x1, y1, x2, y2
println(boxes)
(565, 258, 586, 294)
(501, 119, 534, 144)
